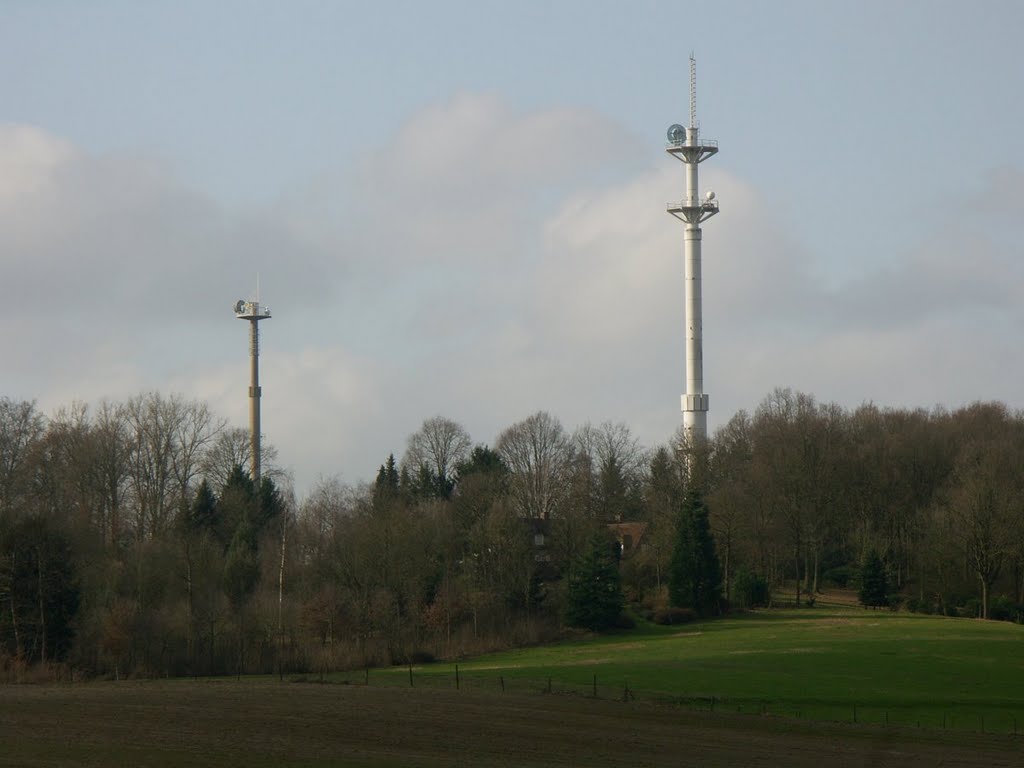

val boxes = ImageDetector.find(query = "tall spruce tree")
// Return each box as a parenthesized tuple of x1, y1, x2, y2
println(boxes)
(858, 549, 889, 608)
(566, 530, 624, 631)
(669, 488, 722, 617)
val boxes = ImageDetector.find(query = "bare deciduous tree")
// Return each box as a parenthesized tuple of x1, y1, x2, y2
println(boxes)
(0, 398, 45, 517)
(200, 426, 281, 491)
(496, 411, 571, 520)
(404, 416, 471, 497)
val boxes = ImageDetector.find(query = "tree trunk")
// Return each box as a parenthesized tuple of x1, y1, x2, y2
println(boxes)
(794, 544, 802, 607)
(8, 552, 21, 659)
(184, 546, 194, 674)
(812, 548, 819, 595)
(278, 518, 287, 680)
(36, 547, 46, 665)
(723, 537, 731, 604)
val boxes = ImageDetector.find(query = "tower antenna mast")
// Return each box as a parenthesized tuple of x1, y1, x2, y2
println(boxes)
(666, 55, 720, 444)
(233, 288, 272, 482)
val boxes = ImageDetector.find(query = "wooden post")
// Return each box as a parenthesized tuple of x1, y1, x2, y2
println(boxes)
(408, 663, 414, 687)
(455, 664, 460, 690)
(500, 676, 505, 693)
(592, 674, 597, 698)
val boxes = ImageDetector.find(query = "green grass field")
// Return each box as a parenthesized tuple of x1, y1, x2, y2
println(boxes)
(362, 606, 1024, 733)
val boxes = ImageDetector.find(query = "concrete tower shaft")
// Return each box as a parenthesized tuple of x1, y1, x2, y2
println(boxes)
(234, 298, 271, 482)
(666, 56, 719, 443)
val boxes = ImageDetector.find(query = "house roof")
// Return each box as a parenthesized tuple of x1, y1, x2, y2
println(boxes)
(606, 521, 648, 553)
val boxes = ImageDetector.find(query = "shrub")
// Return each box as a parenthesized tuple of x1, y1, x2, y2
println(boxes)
(988, 596, 1019, 623)
(905, 596, 935, 615)
(652, 607, 696, 625)
(408, 650, 436, 665)
(733, 568, 769, 609)
(821, 565, 855, 588)
(960, 598, 982, 618)
(613, 612, 636, 630)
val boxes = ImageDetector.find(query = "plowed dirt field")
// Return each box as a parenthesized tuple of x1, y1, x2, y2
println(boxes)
(1, 680, 1021, 767)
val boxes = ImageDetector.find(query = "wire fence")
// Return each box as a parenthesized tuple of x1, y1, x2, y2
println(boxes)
(294, 664, 1024, 737)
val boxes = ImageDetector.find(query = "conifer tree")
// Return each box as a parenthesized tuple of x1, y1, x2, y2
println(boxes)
(566, 530, 624, 631)
(858, 549, 889, 608)
(185, 479, 218, 535)
(669, 488, 722, 617)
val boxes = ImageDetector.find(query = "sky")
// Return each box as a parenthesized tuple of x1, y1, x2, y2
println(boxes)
(2, 1, 1022, 495)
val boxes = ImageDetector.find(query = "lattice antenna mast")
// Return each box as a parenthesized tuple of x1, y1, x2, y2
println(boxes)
(233, 285, 272, 483)
(689, 53, 697, 129)
(666, 56, 720, 445)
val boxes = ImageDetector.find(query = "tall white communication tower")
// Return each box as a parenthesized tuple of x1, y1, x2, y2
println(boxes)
(667, 54, 719, 443)
(234, 288, 271, 483)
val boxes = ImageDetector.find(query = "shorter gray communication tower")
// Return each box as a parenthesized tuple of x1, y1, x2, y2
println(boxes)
(234, 296, 271, 482)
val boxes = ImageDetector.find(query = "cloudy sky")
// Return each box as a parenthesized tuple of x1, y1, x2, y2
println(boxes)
(2, 1, 1022, 494)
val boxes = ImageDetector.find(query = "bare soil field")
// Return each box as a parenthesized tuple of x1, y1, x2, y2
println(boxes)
(1, 679, 1022, 767)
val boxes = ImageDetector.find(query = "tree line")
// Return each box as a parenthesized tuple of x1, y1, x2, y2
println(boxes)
(1, 389, 1022, 679)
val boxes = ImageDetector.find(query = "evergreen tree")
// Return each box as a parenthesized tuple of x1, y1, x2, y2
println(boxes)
(373, 454, 400, 509)
(566, 530, 624, 631)
(184, 479, 218, 535)
(456, 445, 507, 481)
(218, 465, 257, 547)
(858, 549, 889, 608)
(222, 521, 260, 610)
(255, 476, 284, 532)
(669, 489, 722, 617)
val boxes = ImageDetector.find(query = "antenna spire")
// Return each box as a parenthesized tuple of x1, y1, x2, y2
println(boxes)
(689, 53, 697, 129)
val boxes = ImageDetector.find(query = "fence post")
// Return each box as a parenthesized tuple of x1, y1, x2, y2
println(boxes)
(365, 667, 369, 686)
(455, 664, 460, 690)
(853, 704, 857, 724)
(592, 674, 597, 698)
(408, 663, 414, 687)
(500, 676, 505, 693)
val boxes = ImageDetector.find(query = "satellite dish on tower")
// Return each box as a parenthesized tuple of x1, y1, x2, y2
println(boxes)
(234, 299, 246, 314)
(667, 124, 685, 144)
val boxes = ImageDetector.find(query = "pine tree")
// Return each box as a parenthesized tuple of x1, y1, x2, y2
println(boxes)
(858, 549, 889, 608)
(566, 530, 624, 631)
(669, 489, 722, 617)
(373, 454, 400, 510)
(185, 479, 218, 535)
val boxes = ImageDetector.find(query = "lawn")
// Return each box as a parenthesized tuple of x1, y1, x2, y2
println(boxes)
(363, 607, 1024, 733)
